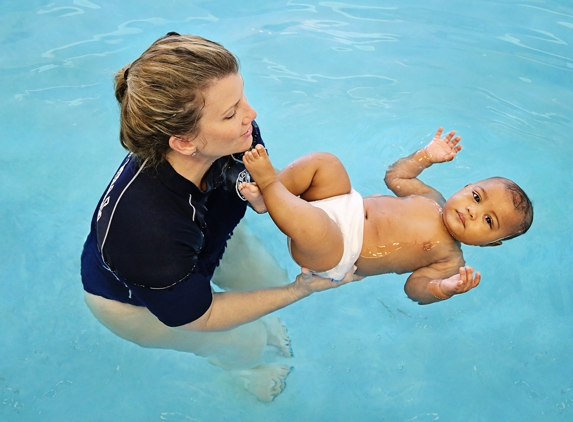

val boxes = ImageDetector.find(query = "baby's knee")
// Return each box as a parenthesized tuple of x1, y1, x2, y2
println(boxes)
(314, 152, 341, 166)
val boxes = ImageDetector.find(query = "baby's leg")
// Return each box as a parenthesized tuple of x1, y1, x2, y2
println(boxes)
(243, 146, 344, 272)
(239, 182, 267, 213)
(278, 152, 352, 202)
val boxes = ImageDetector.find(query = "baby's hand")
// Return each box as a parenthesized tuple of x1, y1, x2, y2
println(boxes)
(423, 127, 462, 163)
(239, 182, 267, 213)
(440, 266, 481, 297)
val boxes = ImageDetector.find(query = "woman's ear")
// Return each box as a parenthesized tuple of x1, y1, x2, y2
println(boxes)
(169, 135, 197, 156)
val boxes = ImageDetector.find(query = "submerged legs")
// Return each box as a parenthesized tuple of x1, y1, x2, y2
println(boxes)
(84, 293, 293, 402)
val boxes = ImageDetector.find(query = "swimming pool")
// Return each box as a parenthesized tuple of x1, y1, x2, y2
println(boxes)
(1, 0, 572, 420)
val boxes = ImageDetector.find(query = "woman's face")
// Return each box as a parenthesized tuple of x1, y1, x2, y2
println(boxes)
(193, 72, 257, 159)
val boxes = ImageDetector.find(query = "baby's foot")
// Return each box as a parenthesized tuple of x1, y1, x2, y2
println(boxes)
(239, 182, 267, 213)
(234, 364, 292, 402)
(242, 145, 277, 191)
(262, 316, 293, 357)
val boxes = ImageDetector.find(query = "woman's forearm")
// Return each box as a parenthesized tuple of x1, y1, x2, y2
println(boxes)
(175, 270, 353, 332)
(201, 284, 303, 331)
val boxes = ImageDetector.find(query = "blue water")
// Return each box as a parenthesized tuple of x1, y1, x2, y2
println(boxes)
(1, 0, 572, 420)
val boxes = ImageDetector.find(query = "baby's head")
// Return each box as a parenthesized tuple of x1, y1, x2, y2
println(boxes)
(442, 177, 533, 246)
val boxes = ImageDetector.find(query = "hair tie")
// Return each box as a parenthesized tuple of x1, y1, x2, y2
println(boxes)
(166, 31, 180, 37)
(124, 67, 130, 81)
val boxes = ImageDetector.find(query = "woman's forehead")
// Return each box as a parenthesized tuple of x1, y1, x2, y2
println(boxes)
(202, 73, 243, 111)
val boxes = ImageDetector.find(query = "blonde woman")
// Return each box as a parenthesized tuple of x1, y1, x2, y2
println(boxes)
(80, 33, 353, 401)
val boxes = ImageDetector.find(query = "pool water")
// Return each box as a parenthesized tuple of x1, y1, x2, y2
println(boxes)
(1, 0, 572, 420)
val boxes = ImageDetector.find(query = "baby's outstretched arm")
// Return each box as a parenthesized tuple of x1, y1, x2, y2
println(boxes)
(423, 127, 462, 163)
(405, 262, 480, 304)
(384, 127, 461, 200)
(428, 266, 481, 300)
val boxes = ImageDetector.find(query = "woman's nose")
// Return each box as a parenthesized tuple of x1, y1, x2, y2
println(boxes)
(242, 97, 257, 123)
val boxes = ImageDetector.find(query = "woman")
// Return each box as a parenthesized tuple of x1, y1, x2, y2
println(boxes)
(80, 32, 352, 402)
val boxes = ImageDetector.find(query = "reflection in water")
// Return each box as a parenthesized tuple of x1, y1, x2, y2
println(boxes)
(262, 58, 397, 84)
(320, 2, 402, 23)
(300, 19, 400, 47)
(41, 16, 218, 59)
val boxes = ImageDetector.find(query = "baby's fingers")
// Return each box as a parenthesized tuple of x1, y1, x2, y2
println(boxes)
(458, 266, 481, 291)
(458, 266, 467, 281)
(444, 130, 457, 142)
(448, 133, 461, 144)
(472, 271, 481, 288)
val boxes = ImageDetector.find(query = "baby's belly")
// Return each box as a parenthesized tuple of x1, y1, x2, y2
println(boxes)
(356, 241, 444, 276)
(355, 254, 412, 276)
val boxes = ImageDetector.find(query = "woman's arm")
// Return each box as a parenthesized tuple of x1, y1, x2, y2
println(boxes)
(174, 269, 355, 332)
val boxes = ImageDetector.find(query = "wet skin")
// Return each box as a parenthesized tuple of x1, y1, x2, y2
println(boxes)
(356, 179, 522, 277)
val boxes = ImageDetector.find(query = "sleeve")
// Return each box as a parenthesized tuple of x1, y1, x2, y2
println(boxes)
(100, 178, 212, 326)
(125, 271, 213, 327)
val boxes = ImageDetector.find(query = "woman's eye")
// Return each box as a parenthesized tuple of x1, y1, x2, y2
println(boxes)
(485, 216, 492, 227)
(472, 191, 481, 203)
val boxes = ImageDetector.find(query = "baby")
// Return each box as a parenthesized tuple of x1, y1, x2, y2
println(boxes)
(240, 128, 533, 304)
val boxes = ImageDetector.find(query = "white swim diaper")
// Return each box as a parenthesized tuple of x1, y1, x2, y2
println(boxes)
(309, 189, 364, 281)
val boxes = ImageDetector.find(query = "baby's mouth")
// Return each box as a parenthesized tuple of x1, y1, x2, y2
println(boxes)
(457, 211, 465, 226)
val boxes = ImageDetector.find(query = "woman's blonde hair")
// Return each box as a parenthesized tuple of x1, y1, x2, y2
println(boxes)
(114, 32, 239, 168)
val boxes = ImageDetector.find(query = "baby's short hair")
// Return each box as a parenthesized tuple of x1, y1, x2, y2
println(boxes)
(487, 177, 533, 241)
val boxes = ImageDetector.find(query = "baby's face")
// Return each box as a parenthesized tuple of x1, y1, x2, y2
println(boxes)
(442, 179, 521, 246)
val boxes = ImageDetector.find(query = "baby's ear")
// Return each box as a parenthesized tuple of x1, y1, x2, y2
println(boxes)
(480, 240, 503, 247)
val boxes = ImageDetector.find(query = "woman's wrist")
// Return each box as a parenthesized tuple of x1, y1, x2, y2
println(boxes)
(287, 278, 309, 302)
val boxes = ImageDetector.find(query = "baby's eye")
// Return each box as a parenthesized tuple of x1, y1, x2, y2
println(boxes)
(485, 216, 492, 227)
(225, 112, 236, 120)
(472, 191, 481, 203)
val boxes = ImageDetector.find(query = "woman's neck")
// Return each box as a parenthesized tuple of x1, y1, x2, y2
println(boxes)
(166, 150, 215, 190)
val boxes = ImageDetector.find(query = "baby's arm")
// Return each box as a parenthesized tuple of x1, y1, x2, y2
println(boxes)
(404, 263, 481, 304)
(384, 127, 461, 200)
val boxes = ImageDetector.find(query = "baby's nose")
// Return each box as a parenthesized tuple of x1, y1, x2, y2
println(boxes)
(467, 206, 476, 219)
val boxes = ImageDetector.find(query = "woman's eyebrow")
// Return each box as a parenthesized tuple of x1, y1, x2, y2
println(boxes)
(222, 97, 242, 116)
(221, 77, 245, 115)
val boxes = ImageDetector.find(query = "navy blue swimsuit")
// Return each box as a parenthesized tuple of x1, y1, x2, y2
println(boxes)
(81, 122, 264, 327)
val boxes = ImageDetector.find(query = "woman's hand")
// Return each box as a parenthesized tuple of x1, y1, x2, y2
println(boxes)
(423, 127, 462, 164)
(288, 268, 357, 300)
